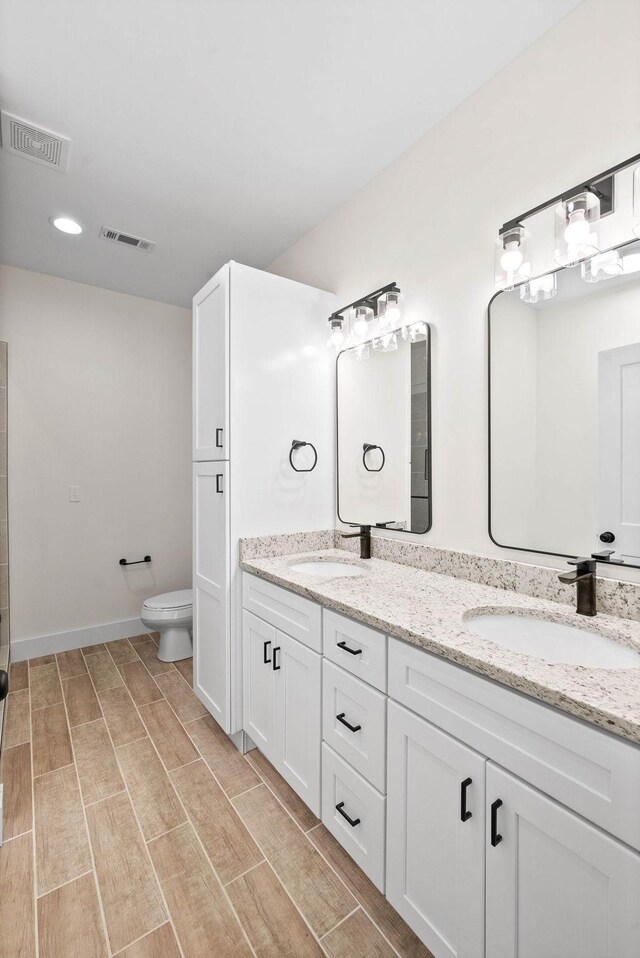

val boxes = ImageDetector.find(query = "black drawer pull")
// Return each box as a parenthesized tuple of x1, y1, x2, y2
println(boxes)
(460, 777, 472, 822)
(335, 801, 360, 827)
(490, 798, 503, 847)
(263, 640, 271, 665)
(216, 427, 224, 448)
(0, 669, 8, 702)
(272, 647, 281, 671)
(216, 473, 223, 494)
(336, 640, 362, 656)
(336, 712, 361, 733)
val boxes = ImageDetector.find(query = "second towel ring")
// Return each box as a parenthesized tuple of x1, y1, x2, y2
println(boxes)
(363, 443, 385, 472)
(290, 440, 318, 472)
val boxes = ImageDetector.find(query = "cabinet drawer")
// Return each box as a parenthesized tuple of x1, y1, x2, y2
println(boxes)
(323, 610, 386, 691)
(389, 636, 640, 851)
(322, 660, 387, 792)
(322, 743, 386, 891)
(243, 573, 322, 652)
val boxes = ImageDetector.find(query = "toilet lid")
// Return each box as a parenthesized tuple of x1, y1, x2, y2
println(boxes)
(143, 589, 193, 611)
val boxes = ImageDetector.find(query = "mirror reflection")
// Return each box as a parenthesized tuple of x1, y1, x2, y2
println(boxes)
(337, 328, 431, 533)
(489, 239, 640, 568)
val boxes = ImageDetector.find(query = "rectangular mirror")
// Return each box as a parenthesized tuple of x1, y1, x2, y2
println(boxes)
(337, 327, 431, 533)
(489, 239, 640, 568)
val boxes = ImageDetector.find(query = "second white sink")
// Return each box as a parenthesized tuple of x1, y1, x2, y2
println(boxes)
(289, 560, 365, 578)
(466, 612, 640, 669)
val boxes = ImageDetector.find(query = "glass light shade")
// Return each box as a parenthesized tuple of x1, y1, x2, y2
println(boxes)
(494, 226, 532, 290)
(554, 191, 600, 266)
(379, 290, 402, 329)
(353, 342, 370, 361)
(581, 249, 623, 283)
(404, 321, 427, 342)
(327, 318, 345, 351)
(633, 167, 640, 238)
(519, 273, 557, 303)
(352, 305, 373, 338)
(623, 251, 640, 275)
(372, 331, 397, 352)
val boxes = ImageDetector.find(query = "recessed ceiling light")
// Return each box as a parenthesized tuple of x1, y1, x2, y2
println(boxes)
(49, 216, 82, 235)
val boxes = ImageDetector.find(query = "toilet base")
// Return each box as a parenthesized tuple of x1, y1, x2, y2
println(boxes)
(157, 627, 193, 662)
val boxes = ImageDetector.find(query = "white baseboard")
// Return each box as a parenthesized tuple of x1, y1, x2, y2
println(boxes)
(10, 617, 146, 662)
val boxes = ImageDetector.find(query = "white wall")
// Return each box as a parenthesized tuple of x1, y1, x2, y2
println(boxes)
(0, 265, 192, 653)
(269, 0, 640, 579)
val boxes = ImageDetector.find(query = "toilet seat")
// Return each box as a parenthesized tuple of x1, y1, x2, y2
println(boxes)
(142, 589, 192, 612)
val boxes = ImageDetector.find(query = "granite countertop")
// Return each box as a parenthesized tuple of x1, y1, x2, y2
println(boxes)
(240, 549, 640, 745)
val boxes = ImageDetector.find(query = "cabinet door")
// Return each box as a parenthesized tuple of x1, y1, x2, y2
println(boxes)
(193, 269, 229, 461)
(193, 462, 230, 729)
(386, 701, 486, 958)
(242, 611, 276, 760)
(486, 763, 640, 958)
(274, 631, 321, 817)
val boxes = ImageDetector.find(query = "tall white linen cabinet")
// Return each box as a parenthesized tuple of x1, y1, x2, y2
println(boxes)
(192, 262, 335, 734)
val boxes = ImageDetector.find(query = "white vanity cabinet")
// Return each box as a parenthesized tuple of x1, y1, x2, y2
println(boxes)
(193, 270, 229, 462)
(320, 610, 388, 891)
(242, 579, 322, 816)
(386, 700, 486, 958)
(241, 573, 640, 958)
(193, 461, 230, 725)
(485, 764, 640, 958)
(192, 264, 334, 736)
(387, 636, 640, 958)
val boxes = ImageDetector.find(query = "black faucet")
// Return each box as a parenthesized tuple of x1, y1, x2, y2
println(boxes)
(341, 525, 372, 559)
(558, 558, 597, 616)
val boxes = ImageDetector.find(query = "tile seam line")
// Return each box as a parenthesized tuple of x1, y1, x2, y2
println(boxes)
(53, 655, 111, 957)
(91, 643, 187, 958)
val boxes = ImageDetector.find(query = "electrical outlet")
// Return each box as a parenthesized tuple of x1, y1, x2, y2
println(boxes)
(69, 486, 80, 503)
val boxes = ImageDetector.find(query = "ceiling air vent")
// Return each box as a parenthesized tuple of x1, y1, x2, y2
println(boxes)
(0, 111, 70, 171)
(99, 226, 155, 252)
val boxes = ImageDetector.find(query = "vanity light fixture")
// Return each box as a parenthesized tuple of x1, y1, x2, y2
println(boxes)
(519, 273, 557, 303)
(494, 151, 640, 292)
(494, 225, 531, 290)
(379, 289, 402, 330)
(554, 191, 600, 266)
(327, 316, 346, 351)
(373, 331, 398, 352)
(580, 249, 623, 283)
(406, 321, 428, 342)
(622, 251, 640, 275)
(327, 282, 402, 352)
(353, 305, 373, 338)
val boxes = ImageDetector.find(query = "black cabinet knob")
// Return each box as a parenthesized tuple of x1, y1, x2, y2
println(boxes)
(600, 531, 615, 543)
(0, 670, 8, 702)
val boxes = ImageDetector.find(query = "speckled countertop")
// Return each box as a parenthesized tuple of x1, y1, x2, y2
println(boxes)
(240, 549, 640, 745)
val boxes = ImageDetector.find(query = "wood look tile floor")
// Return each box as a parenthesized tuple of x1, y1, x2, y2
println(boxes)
(0, 635, 434, 958)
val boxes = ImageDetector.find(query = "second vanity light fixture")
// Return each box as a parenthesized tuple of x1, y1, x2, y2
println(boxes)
(327, 282, 426, 355)
(495, 151, 640, 297)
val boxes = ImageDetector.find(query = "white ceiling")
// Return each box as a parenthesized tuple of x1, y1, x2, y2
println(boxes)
(0, 0, 580, 307)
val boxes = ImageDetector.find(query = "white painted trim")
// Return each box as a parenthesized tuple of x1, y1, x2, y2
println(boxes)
(10, 617, 145, 662)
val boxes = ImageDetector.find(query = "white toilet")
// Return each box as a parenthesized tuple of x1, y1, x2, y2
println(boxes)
(140, 589, 193, 662)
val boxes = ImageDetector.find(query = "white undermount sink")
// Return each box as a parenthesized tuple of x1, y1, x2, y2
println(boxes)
(466, 612, 640, 669)
(289, 560, 365, 578)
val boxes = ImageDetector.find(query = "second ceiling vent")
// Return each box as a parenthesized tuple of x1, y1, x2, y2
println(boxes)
(99, 226, 155, 252)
